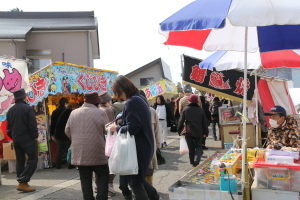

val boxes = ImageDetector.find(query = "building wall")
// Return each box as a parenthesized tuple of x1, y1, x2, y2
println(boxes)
(0, 41, 16, 57)
(127, 63, 163, 89)
(25, 31, 91, 67)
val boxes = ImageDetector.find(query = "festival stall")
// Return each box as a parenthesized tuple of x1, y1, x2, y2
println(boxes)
(141, 79, 177, 105)
(182, 55, 296, 148)
(170, 147, 300, 200)
(168, 55, 299, 200)
(26, 61, 118, 168)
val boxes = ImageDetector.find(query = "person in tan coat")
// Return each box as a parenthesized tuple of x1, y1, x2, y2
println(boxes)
(179, 84, 202, 115)
(65, 92, 109, 200)
(99, 91, 116, 194)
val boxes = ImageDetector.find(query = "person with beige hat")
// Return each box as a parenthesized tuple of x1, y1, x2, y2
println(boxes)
(98, 91, 116, 195)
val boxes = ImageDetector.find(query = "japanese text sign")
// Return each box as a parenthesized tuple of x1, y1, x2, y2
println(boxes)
(183, 55, 258, 103)
(28, 62, 118, 105)
(141, 79, 177, 100)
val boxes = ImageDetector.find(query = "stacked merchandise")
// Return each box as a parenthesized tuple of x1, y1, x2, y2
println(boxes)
(252, 148, 300, 200)
(169, 149, 243, 200)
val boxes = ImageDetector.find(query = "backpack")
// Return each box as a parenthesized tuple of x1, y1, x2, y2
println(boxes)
(211, 102, 221, 117)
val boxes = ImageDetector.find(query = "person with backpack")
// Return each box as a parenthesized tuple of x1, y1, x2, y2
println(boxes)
(210, 97, 222, 141)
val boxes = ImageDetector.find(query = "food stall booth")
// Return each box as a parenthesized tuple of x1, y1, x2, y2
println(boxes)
(168, 55, 299, 200)
(26, 61, 118, 169)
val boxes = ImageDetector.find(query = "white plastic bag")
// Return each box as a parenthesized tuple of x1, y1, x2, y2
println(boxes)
(179, 136, 189, 154)
(108, 130, 138, 175)
(105, 129, 117, 157)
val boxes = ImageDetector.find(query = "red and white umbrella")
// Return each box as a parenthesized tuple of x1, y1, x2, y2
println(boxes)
(199, 50, 300, 71)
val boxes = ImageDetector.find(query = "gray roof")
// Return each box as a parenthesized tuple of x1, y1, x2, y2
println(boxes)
(0, 11, 99, 58)
(125, 58, 173, 81)
(0, 11, 97, 39)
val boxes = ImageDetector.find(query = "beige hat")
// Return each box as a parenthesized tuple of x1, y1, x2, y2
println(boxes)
(99, 92, 112, 103)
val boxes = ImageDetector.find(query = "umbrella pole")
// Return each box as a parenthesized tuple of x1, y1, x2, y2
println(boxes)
(255, 70, 259, 147)
(242, 26, 251, 200)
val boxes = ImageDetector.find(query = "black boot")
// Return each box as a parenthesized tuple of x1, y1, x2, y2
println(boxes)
(123, 193, 133, 200)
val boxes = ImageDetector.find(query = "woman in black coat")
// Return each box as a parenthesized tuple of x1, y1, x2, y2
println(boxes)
(109, 75, 161, 200)
(153, 95, 174, 147)
(178, 94, 209, 167)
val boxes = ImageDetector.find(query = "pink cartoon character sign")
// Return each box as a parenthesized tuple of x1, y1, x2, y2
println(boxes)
(0, 58, 29, 121)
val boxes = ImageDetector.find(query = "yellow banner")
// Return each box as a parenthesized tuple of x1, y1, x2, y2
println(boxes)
(141, 79, 177, 100)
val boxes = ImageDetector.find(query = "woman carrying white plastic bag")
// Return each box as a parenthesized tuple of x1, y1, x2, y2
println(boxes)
(109, 131, 138, 175)
(108, 75, 162, 200)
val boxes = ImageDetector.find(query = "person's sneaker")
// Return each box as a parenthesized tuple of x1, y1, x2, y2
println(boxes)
(108, 183, 116, 194)
(17, 182, 35, 192)
(203, 146, 208, 150)
(164, 142, 168, 146)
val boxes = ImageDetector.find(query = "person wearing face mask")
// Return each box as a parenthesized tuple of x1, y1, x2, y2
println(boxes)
(264, 105, 300, 150)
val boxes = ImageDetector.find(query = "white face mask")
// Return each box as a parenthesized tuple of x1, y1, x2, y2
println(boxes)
(269, 119, 279, 128)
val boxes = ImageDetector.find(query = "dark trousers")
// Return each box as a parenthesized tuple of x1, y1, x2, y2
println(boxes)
(119, 176, 160, 200)
(78, 164, 109, 200)
(56, 137, 71, 167)
(202, 137, 207, 146)
(130, 179, 160, 200)
(119, 175, 132, 196)
(212, 119, 220, 139)
(14, 140, 38, 183)
(185, 136, 203, 165)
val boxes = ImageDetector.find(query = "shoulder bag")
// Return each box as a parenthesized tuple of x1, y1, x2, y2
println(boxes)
(180, 121, 191, 136)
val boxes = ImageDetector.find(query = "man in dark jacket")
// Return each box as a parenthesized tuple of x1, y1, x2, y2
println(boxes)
(7, 88, 38, 192)
(50, 97, 68, 169)
(209, 97, 222, 141)
(54, 105, 73, 169)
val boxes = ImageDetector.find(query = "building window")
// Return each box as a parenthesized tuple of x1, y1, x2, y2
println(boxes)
(28, 59, 52, 74)
(140, 77, 154, 86)
(26, 49, 51, 56)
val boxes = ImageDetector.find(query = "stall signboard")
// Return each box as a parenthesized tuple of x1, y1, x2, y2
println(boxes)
(34, 102, 50, 168)
(28, 62, 118, 105)
(183, 55, 259, 103)
(141, 79, 177, 100)
(0, 58, 29, 121)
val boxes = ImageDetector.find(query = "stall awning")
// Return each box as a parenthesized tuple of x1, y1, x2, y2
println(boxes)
(183, 55, 258, 103)
(141, 79, 177, 100)
(28, 61, 118, 105)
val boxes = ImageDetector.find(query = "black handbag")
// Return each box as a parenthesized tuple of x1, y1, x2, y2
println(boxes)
(156, 148, 166, 165)
(170, 122, 177, 132)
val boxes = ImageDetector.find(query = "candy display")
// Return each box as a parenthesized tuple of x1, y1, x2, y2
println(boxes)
(187, 152, 224, 184)
(213, 149, 242, 180)
(186, 149, 242, 185)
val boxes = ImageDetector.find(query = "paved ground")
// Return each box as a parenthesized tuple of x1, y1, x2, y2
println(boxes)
(0, 127, 222, 200)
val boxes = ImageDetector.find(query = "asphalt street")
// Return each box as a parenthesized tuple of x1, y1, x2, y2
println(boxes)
(0, 128, 222, 200)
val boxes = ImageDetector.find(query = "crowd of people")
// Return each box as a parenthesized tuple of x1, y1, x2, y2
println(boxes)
(6, 76, 299, 200)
